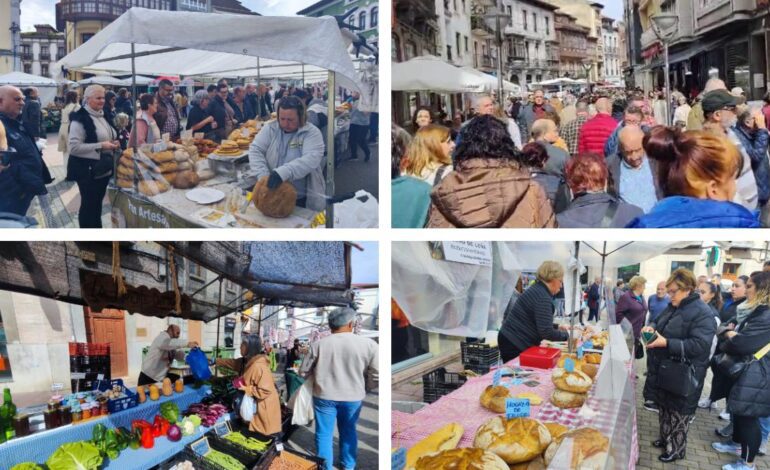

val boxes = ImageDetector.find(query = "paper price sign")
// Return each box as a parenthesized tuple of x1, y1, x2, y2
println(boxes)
(71, 372, 86, 380)
(191, 437, 211, 457)
(583, 340, 594, 350)
(391, 448, 406, 470)
(214, 421, 231, 437)
(577, 346, 584, 360)
(506, 398, 531, 419)
(564, 358, 575, 373)
(493, 369, 502, 386)
(510, 378, 523, 386)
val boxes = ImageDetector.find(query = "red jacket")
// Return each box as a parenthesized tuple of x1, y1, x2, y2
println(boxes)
(577, 113, 617, 156)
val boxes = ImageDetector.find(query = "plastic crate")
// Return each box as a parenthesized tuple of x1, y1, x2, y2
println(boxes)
(460, 342, 500, 367)
(92, 378, 138, 413)
(183, 439, 259, 470)
(463, 363, 494, 375)
(205, 427, 274, 463)
(255, 445, 324, 470)
(422, 367, 467, 404)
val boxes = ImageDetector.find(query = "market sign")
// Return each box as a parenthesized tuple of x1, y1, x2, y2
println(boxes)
(441, 242, 493, 266)
(80, 271, 192, 317)
(505, 398, 530, 419)
(391, 448, 406, 470)
(191, 436, 211, 457)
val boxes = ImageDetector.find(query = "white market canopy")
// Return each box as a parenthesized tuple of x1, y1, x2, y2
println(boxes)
(0, 71, 60, 87)
(77, 75, 130, 87)
(391, 55, 490, 93)
(458, 66, 521, 95)
(53, 7, 366, 99)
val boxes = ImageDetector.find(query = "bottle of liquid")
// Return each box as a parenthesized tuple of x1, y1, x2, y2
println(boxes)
(1, 388, 16, 440)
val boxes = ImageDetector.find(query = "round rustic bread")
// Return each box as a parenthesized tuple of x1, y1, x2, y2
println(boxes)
(473, 416, 551, 464)
(173, 170, 200, 189)
(582, 363, 599, 379)
(551, 368, 593, 393)
(550, 389, 586, 409)
(584, 353, 602, 364)
(415, 448, 509, 470)
(509, 456, 546, 470)
(542, 422, 569, 441)
(543, 427, 609, 469)
(253, 176, 297, 218)
(479, 385, 511, 414)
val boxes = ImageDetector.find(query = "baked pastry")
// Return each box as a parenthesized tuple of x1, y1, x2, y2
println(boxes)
(473, 417, 551, 464)
(582, 363, 599, 379)
(176, 160, 193, 171)
(161, 170, 181, 185)
(138, 179, 169, 196)
(543, 427, 609, 470)
(150, 150, 175, 163)
(197, 169, 215, 181)
(253, 176, 297, 218)
(173, 149, 190, 162)
(584, 353, 602, 364)
(542, 422, 569, 441)
(406, 423, 463, 469)
(117, 165, 134, 178)
(551, 368, 592, 394)
(415, 448, 508, 470)
(173, 170, 199, 189)
(480, 385, 511, 414)
(116, 177, 133, 189)
(509, 456, 546, 470)
(158, 161, 179, 174)
(550, 390, 586, 409)
(513, 392, 542, 406)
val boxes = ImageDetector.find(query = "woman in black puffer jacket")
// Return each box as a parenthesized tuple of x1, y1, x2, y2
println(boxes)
(643, 268, 717, 463)
(709, 271, 770, 470)
(720, 275, 749, 324)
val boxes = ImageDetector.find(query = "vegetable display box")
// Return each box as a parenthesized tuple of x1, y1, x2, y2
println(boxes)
(255, 445, 324, 470)
(519, 346, 562, 369)
(183, 436, 259, 470)
(92, 378, 138, 413)
(205, 426, 274, 462)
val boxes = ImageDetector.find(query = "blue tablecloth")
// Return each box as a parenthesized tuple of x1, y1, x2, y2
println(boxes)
(0, 385, 217, 469)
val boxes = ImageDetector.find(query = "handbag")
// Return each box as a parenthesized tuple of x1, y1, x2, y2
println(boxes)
(714, 341, 770, 381)
(658, 341, 699, 397)
(288, 375, 315, 426)
(91, 150, 115, 180)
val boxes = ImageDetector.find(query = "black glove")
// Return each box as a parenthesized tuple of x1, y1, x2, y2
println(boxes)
(267, 171, 283, 189)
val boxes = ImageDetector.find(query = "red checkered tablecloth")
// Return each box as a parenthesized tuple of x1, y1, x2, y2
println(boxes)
(392, 357, 640, 469)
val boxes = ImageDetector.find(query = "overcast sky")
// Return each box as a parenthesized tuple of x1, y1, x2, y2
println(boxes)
(351, 242, 378, 285)
(20, 0, 320, 31)
(602, 0, 623, 21)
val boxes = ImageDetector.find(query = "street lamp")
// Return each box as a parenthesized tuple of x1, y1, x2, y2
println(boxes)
(9, 22, 20, 72)
(582, 58, 593, 94)
(651, 12, 679, 126)
(484, 4, 511, 102)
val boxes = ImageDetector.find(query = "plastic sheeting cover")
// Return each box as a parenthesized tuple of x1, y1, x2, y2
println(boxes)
(392, 242, 517, 337)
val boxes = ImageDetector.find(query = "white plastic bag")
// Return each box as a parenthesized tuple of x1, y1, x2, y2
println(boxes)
(239, 393, 256, 422)
(288, 376, 315, 426)
(333, 190, 378, 228)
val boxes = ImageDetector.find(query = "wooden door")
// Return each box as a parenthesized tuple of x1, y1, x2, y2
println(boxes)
(83, 307, 129, 378)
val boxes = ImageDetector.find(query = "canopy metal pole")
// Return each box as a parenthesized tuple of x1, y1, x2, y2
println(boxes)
(256, 303, 264, 337)
(599, 242, 609, 326)
(131, 43, 139, 192)
(214, 278, 222, 375)
(257, 57, 261, 85)
(568, 241, 580, 354)
(325, 70, 335, 228)
(302, 63, 305, 88)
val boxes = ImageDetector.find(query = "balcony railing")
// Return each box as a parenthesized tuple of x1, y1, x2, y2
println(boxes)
(21, 53, 32, 60)
(471, 16, 494, 36)
(59, 0, 172, 22)
(475, 54, 494, 69)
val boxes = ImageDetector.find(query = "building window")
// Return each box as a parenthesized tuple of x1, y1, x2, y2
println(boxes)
(533, 12, 537, 33)
(464, 35, 469, 53)
(24, 64, 31, 74)
(42, 65, 48, 77)
(371, 7, 378, 27)
(456, 32, 461, 57)
(359, 11, 366, 29)
(671, 261, 695, 273)
(83, 1, 96, 13)
(522, 10, 527, 30)
(188, 260, 204, 281)
(545, 17, 550, 35)
(447, 45, 452, 61)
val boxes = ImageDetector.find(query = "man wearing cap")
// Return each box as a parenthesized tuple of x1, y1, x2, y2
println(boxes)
(299, 307, 378, 470)
(702, 89, 759, 212)
(138, 325, 198, 386)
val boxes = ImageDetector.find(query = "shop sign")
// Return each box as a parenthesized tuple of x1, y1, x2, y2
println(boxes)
(442, 242, 493, 266)
(191, 437, 211, 457)
(493, 369, 502, 386)
(391, 448, 406, 470)
(214, 421, 231, 437)
(505, 398, 530, 419)
(109, 188, 192, 228)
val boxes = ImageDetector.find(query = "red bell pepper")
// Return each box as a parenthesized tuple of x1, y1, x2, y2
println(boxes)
(152, 415, 170, 438)
(141, 426, 154, 449)
(132, 419, 151, 433)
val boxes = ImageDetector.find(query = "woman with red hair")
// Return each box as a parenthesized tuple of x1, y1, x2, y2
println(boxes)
(627, 127, 760, 228)
(556, 152, 643, 228)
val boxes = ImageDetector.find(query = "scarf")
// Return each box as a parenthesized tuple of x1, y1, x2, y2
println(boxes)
(736, 302, 756, 326)
(85, 104, 104, 118)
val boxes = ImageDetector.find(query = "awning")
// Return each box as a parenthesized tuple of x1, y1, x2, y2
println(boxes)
(639, 36, 729, 71)
(0, 241, 354, 322)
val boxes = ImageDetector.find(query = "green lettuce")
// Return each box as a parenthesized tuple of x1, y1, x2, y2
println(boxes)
(10, 463, 43, 470)
(46, 441, 104, 470)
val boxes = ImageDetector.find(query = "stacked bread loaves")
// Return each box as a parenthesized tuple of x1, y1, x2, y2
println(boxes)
(557, 353, 599, 379)
(543, 427, 610, 469)
(479, 385, 511, 414)
(405, 423, 464, 469)
(473, 417, 551, 465)
(550, 367, 592, 409)
(414, 448, 509, 470)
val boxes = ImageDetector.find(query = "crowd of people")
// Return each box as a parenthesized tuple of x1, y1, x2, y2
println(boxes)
(392, 81, 769, 228)
(0, 78, 375, 228)
(494, 259, 770, 470)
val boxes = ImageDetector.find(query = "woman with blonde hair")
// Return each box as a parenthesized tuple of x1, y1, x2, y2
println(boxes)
(493, 104, 523, 149)
(628, 127, 760, 228)
(616, 275, 648, 355)
(643, 268, 717, 462)
(402, 124, 454, 186)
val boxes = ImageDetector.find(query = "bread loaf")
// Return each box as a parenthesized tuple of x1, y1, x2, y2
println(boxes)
(582, 363, 598, 379)
(479, 385, 511, 414)
(542, 422, 569, 441)
(584, 353, 602, 364)
(406, 423, 463, 469)
(139, 179, 169, 196)
(197, 169, 215, 181)
(116, 177, 133, 189)
(150, 150, 175, 163)
(543, 427, 609, 470)
(509, 456, 546, 470)
(173, 170, 199, 189)
(158, 161, 179, 174)
(253, 176, 297, 218)
(414, 448, 508, 470)
(176, 160, 192, 171)
(473, 417, 551, 464)
(550, 389, 586, 409)
(117, 165, 134, 178)
(551, 368, 592, 393)
(173, 149, 189, 162)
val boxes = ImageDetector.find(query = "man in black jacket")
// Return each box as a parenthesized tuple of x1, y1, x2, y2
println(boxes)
(206, 83, 230, 142)
(21, 87, 43, 138)
(0, 85, 52, 216)
(498, 261, 571, 362)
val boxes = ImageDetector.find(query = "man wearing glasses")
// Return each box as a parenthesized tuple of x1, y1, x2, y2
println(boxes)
(207, 83, 233, 143)
(153, 79, 182, 141)
(702, 89, 758, 212)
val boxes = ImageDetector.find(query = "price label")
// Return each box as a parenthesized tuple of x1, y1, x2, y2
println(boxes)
(241, 128, 250, 138)
(391, 448, 406, 470)
(181, 130, 193, 140)
(191, 437, 210, 457)
(564, 358, 575, 373)
(161, 132, 170, 143)
(151, 141, 168, 153)
(577, 346, 584, 360)
(506, 398, 531, 419)
(584, 340, 594, 350)
(510, 378, 523, 386)
(223, 413, 231, 421)
(71, 372, 86, 379)
(276, 442, 284, 452)
(193, 132, 204, 139)
(51, 383, 64, 392)
(97, 374, 105, 380)
(214, 421, 231, 437)
(492, 369, 502, 386)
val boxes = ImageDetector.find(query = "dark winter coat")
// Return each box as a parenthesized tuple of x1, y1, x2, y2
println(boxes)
(711, 304, 770, 417)
(732, 125, 770, 206)
(556, 192, 644, 228)
(0, 112, 52, 203)
(499, 280, 569, 354)
(530, 169, 570, 214)
(616, 290, 647, 340)
(720, 297, 745, 324)
(647, 292, 717, 415)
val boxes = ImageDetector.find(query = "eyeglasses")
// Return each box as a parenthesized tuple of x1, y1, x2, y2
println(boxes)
(666, 288, 680, 296)
(721, 106, 737, 112)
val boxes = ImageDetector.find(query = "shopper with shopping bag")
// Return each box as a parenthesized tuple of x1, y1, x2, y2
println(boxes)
(299, 307, 378, 470)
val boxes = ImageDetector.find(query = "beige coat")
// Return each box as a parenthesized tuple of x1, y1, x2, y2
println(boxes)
(58, 103, 80, 155)
(217, 355, 281, 436)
